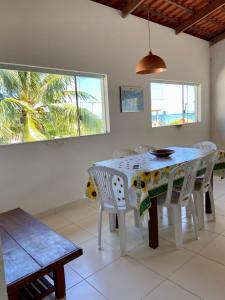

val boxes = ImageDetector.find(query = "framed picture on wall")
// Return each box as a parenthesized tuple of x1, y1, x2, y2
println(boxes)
(120, 86, 144, 112)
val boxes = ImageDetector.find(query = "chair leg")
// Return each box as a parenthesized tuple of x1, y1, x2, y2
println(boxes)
(167, 207, 174, 225)
(189, 196, 198, 240)
(208, 184, 216, 222)
(173, 205, 183, 249)
(133, 209, 140, 227)
(158, 206, 163, 217)
(98, 208, 103, 249)
(117, 212, 126, 256)
(109, 213, 116, 232)
(194, 191, 204, 230)
(193, 191, 198, 218)
(133, 209, 145, 240)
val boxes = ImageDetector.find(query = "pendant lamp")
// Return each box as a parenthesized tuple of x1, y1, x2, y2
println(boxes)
(136, 10, 167, 75)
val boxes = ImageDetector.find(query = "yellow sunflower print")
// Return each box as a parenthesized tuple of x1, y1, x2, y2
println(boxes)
(164, 166, 171, 173)
(86, 180, 97, 199)
(177, 169, 185, 176)
(142, 171, 152, 182)
(131, 173, 147, 192)
(152, 170, 161, 183)
(219, 151, 225, 160)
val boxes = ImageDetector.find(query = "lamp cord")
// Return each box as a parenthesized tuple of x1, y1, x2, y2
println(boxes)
(148, 9, 151, 52)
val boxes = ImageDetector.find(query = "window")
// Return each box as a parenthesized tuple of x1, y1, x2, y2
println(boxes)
(150, 80, 200, 127)
(0, 65, 109, 145)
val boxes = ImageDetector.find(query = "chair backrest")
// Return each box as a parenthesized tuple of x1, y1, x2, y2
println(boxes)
(134, 144, 155, 154)
(113, 149, 138, 159)
(88, 166, 132, 212)
(200, 151, 218, 192)
(193, 141, 217, 153)
(0, 235, 8, 300)
(164, 159, 200, 207)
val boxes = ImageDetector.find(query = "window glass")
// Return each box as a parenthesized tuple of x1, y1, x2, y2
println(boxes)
(0, 67, 109, 145)
(151, 81, 200, 127)
(76, 76, 106, 136)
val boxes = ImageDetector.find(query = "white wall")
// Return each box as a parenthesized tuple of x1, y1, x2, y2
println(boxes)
(0, 0, 210, 214)
(211, 39, 225, 148)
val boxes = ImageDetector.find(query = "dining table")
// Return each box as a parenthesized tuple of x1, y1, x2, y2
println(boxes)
(86, 147, 225, 249)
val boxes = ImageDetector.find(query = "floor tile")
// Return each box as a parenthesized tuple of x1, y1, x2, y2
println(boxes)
(85, 198, 100, 210)
(160, 223, 218, 253)
(101, 225, 144, 252)
(215, 200, 225, 217)
(204, 214, 225, 234)
(40, 213, 72, 230)
(129, 238, 193, 277)
(57, 202, 97, 223)
(64, 265, 83, 289)
(143, 280, 202, 300)
(213, 177, 225, 200)
(66, 281, 106, 300)
(159, 223, 195, 243)
(57, 223, 94, 245)
(69, 237, 120, 278)
(183, 229, 218, 253)
(200, 235, 225, 266)
(87, 256, 164, 300)
(170, 255, 225, 300)
(75, 212, 109, 236)
(44, 280, 106, 300)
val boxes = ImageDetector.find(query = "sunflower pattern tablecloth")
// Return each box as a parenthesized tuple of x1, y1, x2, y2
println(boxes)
(86, 148, 225, 216)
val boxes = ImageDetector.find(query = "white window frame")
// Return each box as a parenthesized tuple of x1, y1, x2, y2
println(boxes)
(150, 79, 201, 128)
(0, 63, 110, 142)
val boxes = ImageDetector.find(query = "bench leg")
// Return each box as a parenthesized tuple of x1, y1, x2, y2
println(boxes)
(53, 266, 66, 299)
(8, 291, 19, 300)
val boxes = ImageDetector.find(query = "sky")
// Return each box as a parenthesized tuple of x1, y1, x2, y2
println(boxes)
(151, 82, 197, 115)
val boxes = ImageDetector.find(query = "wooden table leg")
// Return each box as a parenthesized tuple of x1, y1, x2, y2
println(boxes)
(148, 197, 159, 249)
(205, 175, 213, 214)
(53, 266, 66, 299)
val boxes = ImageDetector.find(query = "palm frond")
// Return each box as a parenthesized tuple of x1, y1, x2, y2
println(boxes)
(78, 91, 97, 102)
(0, 98, 22, 142)
(45, 103, 79, 137)
(3, 98, 36, 114)
(38, 74, 74, 104)
(79, 108, 104, 135)
(0, 70, 22, 98)
(0, 70, 102, 144)
(18, 71, 42, 102)
(24, 114, 47, 142)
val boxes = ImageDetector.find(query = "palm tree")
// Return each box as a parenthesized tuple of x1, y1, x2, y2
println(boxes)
(0, 70, 102, 144)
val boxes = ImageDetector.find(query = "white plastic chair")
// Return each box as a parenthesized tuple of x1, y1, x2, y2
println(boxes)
(193, 141, 217, 153)
(134, 144, 156, 154)
(157, 159, 200, 249)
(193, 151, 218, 229)
(0, 235, 8, 300)
(88, 166, 140, 256)
(113, 149, 138, 159)
(112, 149, 139, 231)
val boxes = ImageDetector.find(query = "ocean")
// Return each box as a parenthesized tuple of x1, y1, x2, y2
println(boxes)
(152, 113, 196, 124)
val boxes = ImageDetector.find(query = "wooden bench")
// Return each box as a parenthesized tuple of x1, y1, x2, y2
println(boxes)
(0, 208, 83, 299)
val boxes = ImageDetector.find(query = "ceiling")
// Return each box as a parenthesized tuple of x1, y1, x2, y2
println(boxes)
(91, 0, 225, 45)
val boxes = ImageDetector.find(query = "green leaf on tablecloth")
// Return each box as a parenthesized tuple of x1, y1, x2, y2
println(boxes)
(214, 162, 225, 171)
(140, 196, 151, 216)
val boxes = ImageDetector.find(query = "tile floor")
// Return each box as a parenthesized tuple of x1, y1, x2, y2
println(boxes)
(42, 177, 225, 300)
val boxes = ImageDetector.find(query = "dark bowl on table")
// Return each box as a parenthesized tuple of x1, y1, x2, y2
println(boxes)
(150, 149, 175, 158)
